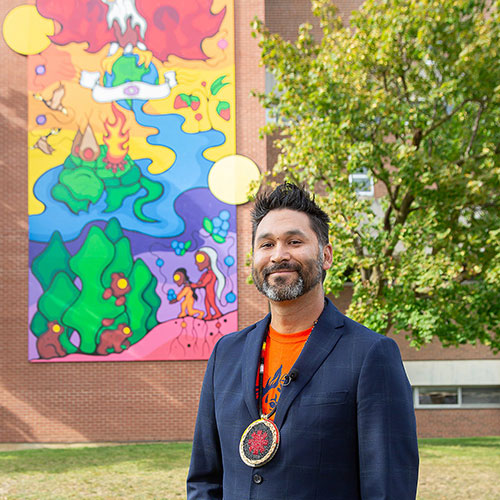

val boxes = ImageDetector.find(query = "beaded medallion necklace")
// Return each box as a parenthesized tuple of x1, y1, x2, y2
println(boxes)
(239, 321, 317, 468)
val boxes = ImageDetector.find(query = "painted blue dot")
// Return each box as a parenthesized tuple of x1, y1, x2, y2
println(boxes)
(219, 210, 230, 221)
(224, 256, 235, 267)
(219, 230, 227, 238)
(213, 217, 222, 227)
(221, 221, 230, 231)
(171, 240, 178, 248)
(175, 249, 181, 255)
(36, 115, 47, 125)
(35, 65, 46, 75)
(179, 242, 185, 249)
(156, 258, 164, 267)
(226, 292, 236, 303)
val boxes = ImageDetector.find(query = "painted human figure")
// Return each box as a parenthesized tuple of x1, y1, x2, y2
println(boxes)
(192, 247, 225, 321)
(170, 268, 205, 319)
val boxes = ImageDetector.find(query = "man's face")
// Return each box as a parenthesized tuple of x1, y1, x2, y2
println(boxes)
(252, 209, 332, 302)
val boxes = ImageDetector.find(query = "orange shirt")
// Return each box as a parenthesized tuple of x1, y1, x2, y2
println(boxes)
(258, 325, 313, 419)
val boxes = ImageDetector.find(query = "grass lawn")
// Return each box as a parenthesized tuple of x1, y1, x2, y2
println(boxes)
(417, 437, 500, 500)
(0, 437, 498, 499)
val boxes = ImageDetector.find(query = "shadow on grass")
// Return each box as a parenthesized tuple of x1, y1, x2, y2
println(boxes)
(0, 442, 192, 475)
(419, 436, 500, 449)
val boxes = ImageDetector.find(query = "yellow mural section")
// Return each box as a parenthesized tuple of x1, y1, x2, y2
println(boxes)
(2, 5, 53, 55)
(3, 0, 248, 214)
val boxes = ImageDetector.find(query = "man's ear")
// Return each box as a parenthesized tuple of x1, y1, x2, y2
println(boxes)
(322, 243, 333, 271)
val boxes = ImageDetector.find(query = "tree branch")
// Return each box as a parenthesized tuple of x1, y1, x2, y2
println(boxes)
(422, 99, 472, 139)
(464, 100, 485, 157)
(383, 191, 415, 258)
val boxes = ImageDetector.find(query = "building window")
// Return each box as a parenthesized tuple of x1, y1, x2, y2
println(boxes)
(349, 168, 374, 197)
(414, 386, 500, 409)
(418, 387, 458, 405)
(265, 70, 283, 125)
(462, 387, 500, 405)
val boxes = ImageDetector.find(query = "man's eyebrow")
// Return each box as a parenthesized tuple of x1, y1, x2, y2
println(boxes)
(256, 229, 308, 241)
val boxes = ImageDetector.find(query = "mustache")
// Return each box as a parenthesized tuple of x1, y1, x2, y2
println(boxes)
(263, 263, 301, 278)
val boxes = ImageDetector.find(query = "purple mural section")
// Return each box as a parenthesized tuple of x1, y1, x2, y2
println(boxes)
(29, 187, 237, 361)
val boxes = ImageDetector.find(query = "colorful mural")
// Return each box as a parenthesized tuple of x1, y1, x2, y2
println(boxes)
(3, 0, 261, 362)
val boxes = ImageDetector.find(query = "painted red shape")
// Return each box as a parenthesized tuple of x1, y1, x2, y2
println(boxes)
(36, 0, 226, 61)
(174, 95, 189, 109)
(219, 108, 230, 121)
(138, 0, 226, 61)
(36, 0, 114, 53)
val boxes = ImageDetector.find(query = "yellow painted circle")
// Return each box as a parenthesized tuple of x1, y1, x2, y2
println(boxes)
(181, 321, 187, 328)
(195, 253, 205, 263)
(123, 327, 131, 335)
(117, 278, 128, 289)
(2, 5, 54, 55)
(173, 273, 180, 282)
(52, 324, 61, 333)
(208, 155, 261, 205)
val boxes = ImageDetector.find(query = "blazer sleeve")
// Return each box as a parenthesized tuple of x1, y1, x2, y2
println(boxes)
(357, 336, 419, 499)
(186, 343, 223, 500)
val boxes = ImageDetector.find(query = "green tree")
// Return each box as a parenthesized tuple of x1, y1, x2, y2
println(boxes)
(253, 0, 500, 350)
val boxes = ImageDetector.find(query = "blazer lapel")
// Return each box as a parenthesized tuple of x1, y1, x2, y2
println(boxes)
(274, 299, 345, 428)
(242, 313, 271, 421)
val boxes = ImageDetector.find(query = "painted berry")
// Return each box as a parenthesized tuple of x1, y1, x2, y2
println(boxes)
(174, 95, 189, 109)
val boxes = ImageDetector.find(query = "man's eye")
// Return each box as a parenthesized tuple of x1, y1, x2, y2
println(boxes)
(260, 242, 273, 248)
(290, 240, 302, 245)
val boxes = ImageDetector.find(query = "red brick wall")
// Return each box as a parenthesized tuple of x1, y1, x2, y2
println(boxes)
(264, 0, 365, 168)
(235, 0, 269, 330)
(265, 0, 364, 41)
(1, 0, 497, 444)
(0, 0, 266, 444)
(416, 409, 500, 438)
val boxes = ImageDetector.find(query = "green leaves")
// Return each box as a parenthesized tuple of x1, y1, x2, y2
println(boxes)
(210, 75, 229, 96)
(203, 217, 213, 233)
(254, 0, 500, 351)
(203, 217, 226, 243)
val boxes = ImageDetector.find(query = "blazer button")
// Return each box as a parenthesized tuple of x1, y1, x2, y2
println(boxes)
(253, 473, 263, 484)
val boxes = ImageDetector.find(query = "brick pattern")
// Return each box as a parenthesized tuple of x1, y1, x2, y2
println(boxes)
(235, 0, 269, 330)
(0, 0, 267, 444)
(416, 409, 500, 438)
(0, 0, 497, 444)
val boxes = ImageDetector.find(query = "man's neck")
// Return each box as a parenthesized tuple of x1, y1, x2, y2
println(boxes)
(268, 285, 325, 334)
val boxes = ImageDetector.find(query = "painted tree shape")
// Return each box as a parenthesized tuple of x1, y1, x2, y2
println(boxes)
(30, 271, 80, 354)
(31, 218, 161, 357)
(31, 231, 75, 291)
(126, 259, 155, 344)
(63, 226, 122, 353)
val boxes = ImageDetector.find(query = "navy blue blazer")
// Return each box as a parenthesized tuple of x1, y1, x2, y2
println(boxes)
(187, 299, 419, 499)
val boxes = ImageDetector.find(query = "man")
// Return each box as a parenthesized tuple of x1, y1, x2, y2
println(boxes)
(187, 182, 419, 499)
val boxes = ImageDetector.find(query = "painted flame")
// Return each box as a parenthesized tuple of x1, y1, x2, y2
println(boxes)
(103, 102, 129, 172)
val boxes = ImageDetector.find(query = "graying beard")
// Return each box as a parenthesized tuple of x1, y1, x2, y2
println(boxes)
(262, 276, 305, 302)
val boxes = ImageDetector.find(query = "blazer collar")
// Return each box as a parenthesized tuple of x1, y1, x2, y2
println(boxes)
(241, 298, 345, 424)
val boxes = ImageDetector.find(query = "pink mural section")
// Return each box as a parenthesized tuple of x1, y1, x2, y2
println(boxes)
(34, 312, 237, 362)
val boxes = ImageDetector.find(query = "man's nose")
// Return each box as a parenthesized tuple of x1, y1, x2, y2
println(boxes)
(270, 243, 290, 262)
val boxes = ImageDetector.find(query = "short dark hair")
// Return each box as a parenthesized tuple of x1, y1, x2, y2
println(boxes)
(251, 182, 330, 248)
